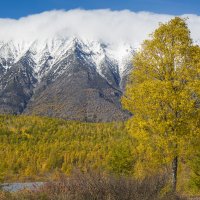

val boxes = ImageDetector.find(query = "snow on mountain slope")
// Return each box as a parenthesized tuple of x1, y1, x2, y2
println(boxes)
(0, 36, 133, 121)
(0, 37, 134, 86)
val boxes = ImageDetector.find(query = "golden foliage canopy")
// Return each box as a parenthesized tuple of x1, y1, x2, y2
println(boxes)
(122, 17, 200, 177)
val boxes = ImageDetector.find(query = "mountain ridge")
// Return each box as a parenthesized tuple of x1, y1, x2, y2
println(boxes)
(0, 37, 133, 122)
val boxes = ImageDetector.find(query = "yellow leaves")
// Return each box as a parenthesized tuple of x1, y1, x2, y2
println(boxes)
(122, 17, 200, 180)
(0, 115, 135, 181)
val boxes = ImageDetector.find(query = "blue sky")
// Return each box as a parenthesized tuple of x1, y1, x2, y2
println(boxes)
(1, 0, 200, 19)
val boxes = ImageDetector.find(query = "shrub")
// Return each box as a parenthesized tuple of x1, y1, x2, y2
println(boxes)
(3, 170, 187, 200)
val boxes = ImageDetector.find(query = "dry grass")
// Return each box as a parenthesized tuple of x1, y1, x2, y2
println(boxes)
(0, 170, 187, 200)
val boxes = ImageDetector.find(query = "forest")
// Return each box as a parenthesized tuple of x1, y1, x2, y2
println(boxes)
(0, 115, 135, 181)
(0, 114, 199, 195)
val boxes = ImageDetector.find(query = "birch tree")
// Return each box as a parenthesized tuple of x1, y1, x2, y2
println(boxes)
(122, 17, 200, 191)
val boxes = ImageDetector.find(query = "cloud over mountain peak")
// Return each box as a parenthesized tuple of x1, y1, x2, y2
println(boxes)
(0, 9, 200, 46)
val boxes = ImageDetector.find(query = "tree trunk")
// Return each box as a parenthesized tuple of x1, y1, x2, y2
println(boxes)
(172, 156, 178, 192)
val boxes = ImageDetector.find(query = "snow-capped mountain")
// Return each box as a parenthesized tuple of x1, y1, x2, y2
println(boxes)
(0, 37, 133, 84)
(0, 37, 133, 121)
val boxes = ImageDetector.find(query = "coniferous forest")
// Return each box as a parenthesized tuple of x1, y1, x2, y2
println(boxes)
(0, 114, 199, 195)
(0, 115, 134, 181)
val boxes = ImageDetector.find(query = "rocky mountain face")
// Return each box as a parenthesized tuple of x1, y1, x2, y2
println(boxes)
(0, 37, 133, 122)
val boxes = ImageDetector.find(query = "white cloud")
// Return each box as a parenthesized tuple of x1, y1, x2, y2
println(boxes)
(0, 9, 200, 46)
